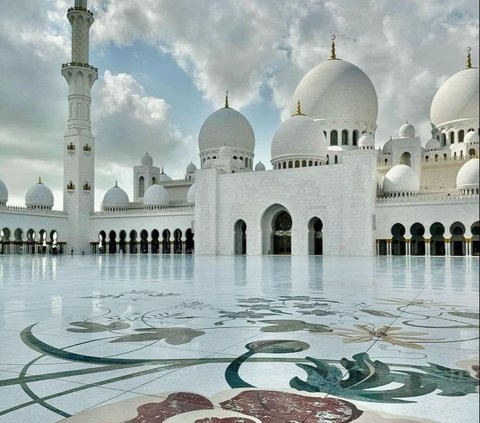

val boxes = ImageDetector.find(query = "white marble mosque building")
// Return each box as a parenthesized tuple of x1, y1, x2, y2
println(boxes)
(0, 0, 479, 257)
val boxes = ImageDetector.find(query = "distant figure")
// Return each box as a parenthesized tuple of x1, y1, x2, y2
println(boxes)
(82, 249, 85, 256)
(70, 249, 74, 256)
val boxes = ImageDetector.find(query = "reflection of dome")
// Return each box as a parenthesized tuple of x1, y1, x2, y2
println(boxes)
(187, 183, 195, 204)
(291, 59, 378, 124)
(198, 107, 255, 153)
(143, 184, 169, 207)
(186, 162, 197, 172)
(255, 161, 266, 171)
(358, 133, 374, 149)
(141, 152, 153, 166)
(456, 158, 479, 191)
(398, 122, 415, 138)
(430, 68, 479, 128)
(383, 165, 420, 195)
(0, 178, 8, 205)
(425, 137, 441, 151)
(102, 183, 129, 210)
(25, 178, 54, 209)
(465, 130, 479, 144)
(271, 114, 327, 163)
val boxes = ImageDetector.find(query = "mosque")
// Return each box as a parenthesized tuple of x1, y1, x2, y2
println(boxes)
(0, 0, 479, 257)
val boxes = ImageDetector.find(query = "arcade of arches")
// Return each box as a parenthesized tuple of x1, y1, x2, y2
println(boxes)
(0, 228, 63, 254)
(92, 228, 195, 255)
(378, 221, 480, 256)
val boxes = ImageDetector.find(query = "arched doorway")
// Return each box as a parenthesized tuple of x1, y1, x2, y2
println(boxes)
(39, 229, 47, 254)
(450, 222, 466, 256)
(119, 230, 127, 253)
(410, 223, 425, 255)
(1, 228, 11, 254)
(140, 229, 148, 253)
(129, 230, 137, 254)
(273, 211, 292, 255)
(400, 152, 411, 167)
(471, 221, 480, 256)
(430, 222, 445, 256)
(308, 217, 323, 255)
(162, 229, 171, 254)
(51, 230, 59, 254)
(26, 229, 36, 254)
(98, 231, 106, 254)
(173, 229, 183, 254)
(234, 220, 247, 255)
(185, 228, 194, 254)
(391, 223, 406, 255)
(151, 229, 160, 254)
(109, 230, 117, 254)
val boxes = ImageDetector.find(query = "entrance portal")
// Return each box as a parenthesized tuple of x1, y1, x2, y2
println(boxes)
(273, 211, 292, 255)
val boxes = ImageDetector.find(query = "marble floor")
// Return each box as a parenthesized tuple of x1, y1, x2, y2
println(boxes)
(0, 255, 478, 423)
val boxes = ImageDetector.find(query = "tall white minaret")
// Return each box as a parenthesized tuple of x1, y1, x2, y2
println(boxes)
(62, 0, 98, 253)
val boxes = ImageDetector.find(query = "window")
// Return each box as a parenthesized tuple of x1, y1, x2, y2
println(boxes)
(459, 130, 464, 143)
(342, 130, 348, 145)
(139, 176, 145, 197)
(353, 130, 359, 146)
(441, 133, 447, 146)
(449, 132, 454, 144)
(295, 160, 300, 168)
(302, 160, 307, 167)
(330, 130, 338, 146)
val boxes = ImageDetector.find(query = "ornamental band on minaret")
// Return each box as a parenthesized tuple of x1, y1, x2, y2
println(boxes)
(61, 0, 98, 253)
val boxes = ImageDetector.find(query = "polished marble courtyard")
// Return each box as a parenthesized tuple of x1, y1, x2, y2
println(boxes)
(0, 255, 478, 422)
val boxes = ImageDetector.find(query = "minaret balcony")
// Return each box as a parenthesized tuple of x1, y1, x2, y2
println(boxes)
(67, 7, 94, 17)
(62, 62, 98, 73)
(67, 142, 76, 152)
(67, 181, 76, 191)
(83, 183, 91, 191)
(83, 144, 92, 152)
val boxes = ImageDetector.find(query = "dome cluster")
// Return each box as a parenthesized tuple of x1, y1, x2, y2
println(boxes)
(0, 178, 8, 206)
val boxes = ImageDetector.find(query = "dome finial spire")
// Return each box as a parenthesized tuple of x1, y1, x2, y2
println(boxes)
(115, 180, 118, 187)
(225, 90, 229, 108)
(466, 47, 472, 69)
(330, 35, 336, 60)
(38, 176, 42, 184)
(293, 100, 305, 116)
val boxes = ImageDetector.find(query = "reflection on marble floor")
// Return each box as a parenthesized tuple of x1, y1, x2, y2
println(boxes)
(0, 255, 478, 422)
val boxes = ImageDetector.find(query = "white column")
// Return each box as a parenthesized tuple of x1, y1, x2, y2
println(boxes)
(445, 239, 451, 256)
(406, 239, 411, 255)
(425, 239, 431, 256)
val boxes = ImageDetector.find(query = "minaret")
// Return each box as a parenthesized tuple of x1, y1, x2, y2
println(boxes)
(62, 0, 98, 253)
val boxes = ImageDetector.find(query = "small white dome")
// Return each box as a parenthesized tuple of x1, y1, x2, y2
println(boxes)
(430, 68, 479, 128)
(399, 122, 415, 138)
(465, 130, 479, 144)
(25, 179, 54, 209)
(102, 184, 129, 210)
(255, 161, 266, 171)
(219, 145, 233, 158)
(383, 164, 420, 194)
(358, 133, 375, 149)
(141, 152, 153, 166)
(143, 184, 169, 206)
(0, 178, 8, 205)
(271, 114, 327, 162)
(186, 162, 197, 173)
(159, 171, 172, 182)
(291, 59, 378, 124)
(199, 107, 255, 153)
(425, 137, 441, 151)
(187, 183, 195, 204)
(456, 158, 479, 190)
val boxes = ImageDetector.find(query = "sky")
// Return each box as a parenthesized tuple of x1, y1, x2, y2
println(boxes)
(0, 0, 478, 209)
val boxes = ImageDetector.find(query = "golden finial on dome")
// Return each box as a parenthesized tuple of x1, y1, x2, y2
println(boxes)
(293, 100, 305, 116)
(466, 47, 472, 69)
(225, 90, 229, 108)
(330, 35, 336, 60)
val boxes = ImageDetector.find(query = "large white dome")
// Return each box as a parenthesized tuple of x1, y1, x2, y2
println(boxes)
(456, 158, 479, 191)
(143, 184, 169, 206)
(198, 107, 255, 153)
(291, 59, 378, 124)
(271, 114, 327, 162)
(430, 68, 479, 128)
(102, 184, 129, 210)
(383, 164, 420, 194)
(0, 178, 8, 205)
(25, 179, 54, 209)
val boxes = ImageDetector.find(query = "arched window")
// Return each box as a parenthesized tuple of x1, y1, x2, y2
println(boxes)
(458, 130, 464, 143)
(330, 130, 338, 146)
(152, 177, 156, 184)
(301, 160, 307, 167)
(342, 129, 348, 145)
(288, 161, 293, 168)
(449, 132, 454, 144)
(400, 151, 411, 166)
(295, 160, 300, 168)
(139, 176, 145, 197)
(441, 133, 447, 146)
(353, 130, 359, 146)
(334, 155, 338, 164)
(283, 162, 287, 169)
(308, 160, 313, 166)
(425, 155, 429, 162)
(469, 148, 476, 158)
